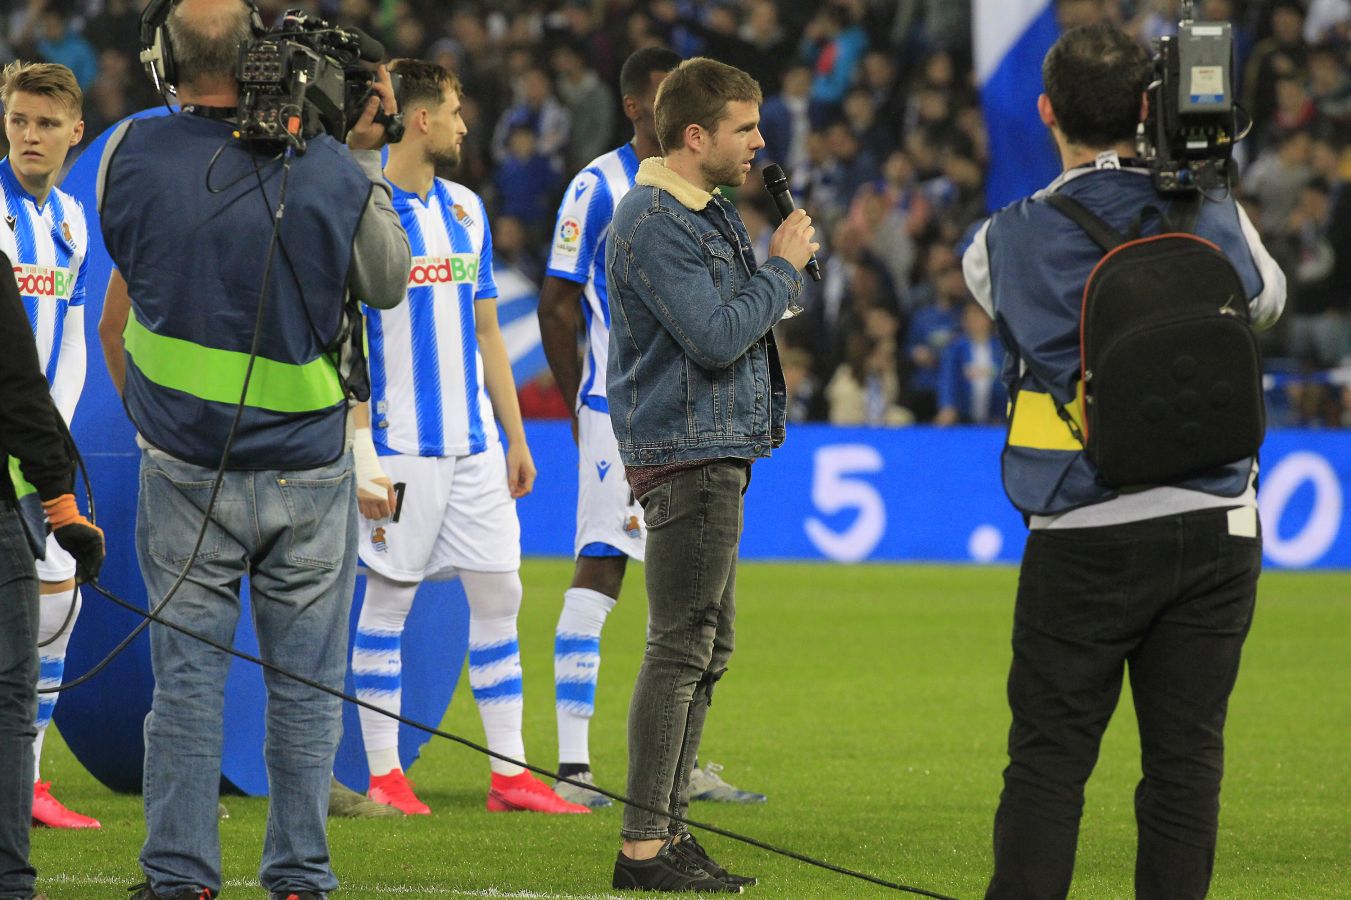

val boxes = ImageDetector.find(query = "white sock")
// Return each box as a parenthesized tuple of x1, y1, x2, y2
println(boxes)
(353, 574, 419, 778)
(555, 587, 616, 766)
(35, 586, 81, 782)
(459, 570, 526, 777)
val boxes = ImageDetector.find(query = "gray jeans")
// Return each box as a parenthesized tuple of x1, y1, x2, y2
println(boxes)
(622, 460, 747, 840)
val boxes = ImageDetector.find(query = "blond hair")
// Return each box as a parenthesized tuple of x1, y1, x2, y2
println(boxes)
(1, 61, 83, 115)
(654, 57, 762, 155)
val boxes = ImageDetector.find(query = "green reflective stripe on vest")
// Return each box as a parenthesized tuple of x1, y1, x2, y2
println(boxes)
(9, 457, 49, 557)
(8, 455, 36, 498)
(124, 311, 344, 413)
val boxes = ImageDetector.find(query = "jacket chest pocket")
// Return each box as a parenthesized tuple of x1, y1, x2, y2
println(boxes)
(704, 235, 740, 298)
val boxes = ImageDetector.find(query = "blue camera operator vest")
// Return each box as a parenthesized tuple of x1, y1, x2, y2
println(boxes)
(101, 113, 369, 469)
(983, 170, 1263, 516)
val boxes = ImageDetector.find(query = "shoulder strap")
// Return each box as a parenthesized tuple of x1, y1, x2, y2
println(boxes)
(1043, 193, 1126, 252)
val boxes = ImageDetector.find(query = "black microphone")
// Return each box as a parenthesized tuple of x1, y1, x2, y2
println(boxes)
(762, 163, 821, 282)
(345, 26, 387, 63)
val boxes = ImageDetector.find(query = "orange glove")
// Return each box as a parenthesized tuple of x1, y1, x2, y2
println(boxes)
(42, 494, 105, 583)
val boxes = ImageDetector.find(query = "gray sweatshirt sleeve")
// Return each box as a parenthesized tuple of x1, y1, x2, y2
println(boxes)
(347, 149, 411, 309)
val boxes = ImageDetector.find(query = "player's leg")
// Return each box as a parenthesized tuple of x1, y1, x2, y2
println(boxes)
(352, 453, 445, 815)
(353, 572, 425, 813)
(31, 538, 99, 830)
(554, 406, 642, 806)
(553, 555, 623, 801)
(438, 445, 587, 814)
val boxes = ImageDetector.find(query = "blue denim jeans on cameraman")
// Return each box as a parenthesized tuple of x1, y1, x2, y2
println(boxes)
(135, 449, 357, 898)
(622, 460, 748, 840)
(0, 507, 39, 900)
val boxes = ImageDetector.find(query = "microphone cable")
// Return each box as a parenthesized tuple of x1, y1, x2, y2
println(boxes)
(39, 124, 964, 900)
(41, 140, 298, 693)
(85, 571, 962, 900)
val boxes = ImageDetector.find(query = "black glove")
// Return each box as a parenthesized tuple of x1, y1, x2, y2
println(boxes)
(43, 494, 106, 583)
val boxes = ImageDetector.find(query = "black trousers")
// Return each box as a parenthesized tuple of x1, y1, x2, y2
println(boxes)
(987, 507, 1262, 900)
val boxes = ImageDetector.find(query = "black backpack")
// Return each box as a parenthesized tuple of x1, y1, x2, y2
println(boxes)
(1043, 192, 1265, 488)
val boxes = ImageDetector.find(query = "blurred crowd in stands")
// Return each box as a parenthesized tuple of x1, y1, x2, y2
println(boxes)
(4, 0, 1350, 426)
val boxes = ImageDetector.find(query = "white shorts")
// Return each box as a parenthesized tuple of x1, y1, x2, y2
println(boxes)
(357, 444, 521, 581)
(575, 406, 645, 561)
(36, 533, 75, 583)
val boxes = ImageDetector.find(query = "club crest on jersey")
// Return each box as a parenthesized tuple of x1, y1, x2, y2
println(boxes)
(452, 203, 475, 228)
(61, 221, 73, 244)
(623, 515, 642, 539)
(555, 216, 582, 257)
(11, 264, 75, 300)
(371, 526, 388, 553)
(408, 254, 479, 287)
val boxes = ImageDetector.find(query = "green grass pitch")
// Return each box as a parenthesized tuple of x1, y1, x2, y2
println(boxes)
(29, 560, 1351, 898)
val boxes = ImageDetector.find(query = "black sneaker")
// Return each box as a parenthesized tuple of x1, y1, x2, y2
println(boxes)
(672, 833, 757, 887)
(613, 836, 743, 893)
(127, 883, 214, 900)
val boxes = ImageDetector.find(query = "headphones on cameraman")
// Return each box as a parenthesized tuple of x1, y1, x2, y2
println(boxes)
(138, 0, 267, 94)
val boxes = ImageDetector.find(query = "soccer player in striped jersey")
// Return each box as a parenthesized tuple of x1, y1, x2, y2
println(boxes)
(538, 48, 766, 808)
(0, 60, 99, 830)
(350, 59, 587, 816)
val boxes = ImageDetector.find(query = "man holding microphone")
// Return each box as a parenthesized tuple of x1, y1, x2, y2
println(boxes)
(604, 57, 817, 892)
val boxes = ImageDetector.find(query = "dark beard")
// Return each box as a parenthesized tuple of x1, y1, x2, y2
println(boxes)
(430, 145, 461, 171)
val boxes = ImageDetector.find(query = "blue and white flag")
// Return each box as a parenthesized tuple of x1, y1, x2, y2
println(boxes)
(975, 0, 1062, 211)
(494, 265, 547, 386)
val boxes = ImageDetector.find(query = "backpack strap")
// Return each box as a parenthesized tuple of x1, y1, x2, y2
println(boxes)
(1042, 193, 1127, 252)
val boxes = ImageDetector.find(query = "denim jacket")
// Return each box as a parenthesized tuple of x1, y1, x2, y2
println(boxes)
(606, 158, 801, 465)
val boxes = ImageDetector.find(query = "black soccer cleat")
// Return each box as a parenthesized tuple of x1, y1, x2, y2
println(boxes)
(613, 836, 743, 893)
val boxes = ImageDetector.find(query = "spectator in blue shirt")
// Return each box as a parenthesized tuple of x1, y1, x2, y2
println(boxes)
(935, 301, 1007, 426)
(36, 11, 97, 92)
(800, 3, 868, 108)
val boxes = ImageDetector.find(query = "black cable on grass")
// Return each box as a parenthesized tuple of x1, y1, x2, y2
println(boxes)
(88, 579, 962, 900)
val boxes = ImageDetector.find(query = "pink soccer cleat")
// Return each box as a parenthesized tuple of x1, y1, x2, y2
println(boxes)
(487, 771, 590, 814)
(32, 781, 101, 829)
(367, 769, 431, 815)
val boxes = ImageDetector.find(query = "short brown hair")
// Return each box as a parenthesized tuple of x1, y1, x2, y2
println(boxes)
(389, 58, 462, 113)
(654, 57, 762, 155)
(1, 61, 83, 116)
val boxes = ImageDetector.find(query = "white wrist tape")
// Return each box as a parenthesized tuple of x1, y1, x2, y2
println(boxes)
(353, 427, 387, 495)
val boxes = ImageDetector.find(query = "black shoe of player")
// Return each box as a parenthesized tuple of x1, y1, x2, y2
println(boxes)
(672, 832, 757, 887)
(613, 836, 743, 893)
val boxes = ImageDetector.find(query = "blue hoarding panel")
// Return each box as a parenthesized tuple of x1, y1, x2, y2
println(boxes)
(517, 422, 1351, 570)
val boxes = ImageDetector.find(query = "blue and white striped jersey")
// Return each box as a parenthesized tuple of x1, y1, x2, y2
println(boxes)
(365, 177, 498, 458)
(545, 143, 640, 413)
(0, 156, 89, 424)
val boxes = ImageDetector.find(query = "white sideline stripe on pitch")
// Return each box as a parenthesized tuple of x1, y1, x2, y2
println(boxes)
(37, 873, 628, 899)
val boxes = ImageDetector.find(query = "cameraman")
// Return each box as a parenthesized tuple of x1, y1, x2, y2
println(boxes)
(962, 24, 1284, 900)
(1, 252, 104, 900)
(95, 0, 409, 897)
